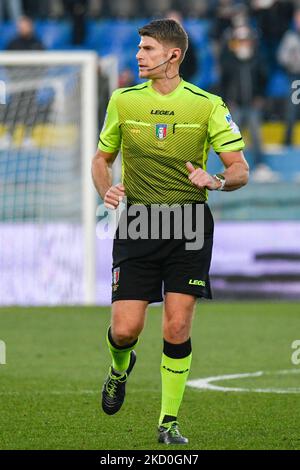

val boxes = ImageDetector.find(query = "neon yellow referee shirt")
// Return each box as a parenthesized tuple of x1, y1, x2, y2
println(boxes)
(98, 79, 245, 205)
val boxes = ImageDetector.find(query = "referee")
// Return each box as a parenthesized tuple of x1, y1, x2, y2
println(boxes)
(92, 19, 249, 445)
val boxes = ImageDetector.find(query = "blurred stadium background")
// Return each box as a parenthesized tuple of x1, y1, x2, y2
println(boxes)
(0, 0, 299, 305)
(1, 0, 300, 452)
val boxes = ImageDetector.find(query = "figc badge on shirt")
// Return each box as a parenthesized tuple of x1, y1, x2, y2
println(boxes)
(225, 114, 240, 134)
(155, 124, 168, 140)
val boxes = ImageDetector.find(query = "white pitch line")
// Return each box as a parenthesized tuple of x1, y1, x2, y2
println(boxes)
(0, 388, 159, 396)
(1, 370, 299, 396)
(0, 390, 98, 396)
(187, 369, 300, 394)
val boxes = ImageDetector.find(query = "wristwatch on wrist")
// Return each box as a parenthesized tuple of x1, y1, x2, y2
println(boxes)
(213, 173, 226, 191)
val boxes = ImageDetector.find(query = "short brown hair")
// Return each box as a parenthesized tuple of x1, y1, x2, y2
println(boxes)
(138, 19, 188, 63)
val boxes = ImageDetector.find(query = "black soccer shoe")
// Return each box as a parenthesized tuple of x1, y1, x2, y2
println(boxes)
(101, 350, 136, 415)
(158, 422, 189, 445)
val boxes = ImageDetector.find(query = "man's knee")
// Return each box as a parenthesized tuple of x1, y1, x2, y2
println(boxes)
(163, 318, 189, 343)
(111, 300, 147, 346)
(111, 324, 142, 347)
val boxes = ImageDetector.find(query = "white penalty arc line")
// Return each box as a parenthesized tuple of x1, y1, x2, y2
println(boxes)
(1, 371, 300, 396)
(187, 369, 300, 394)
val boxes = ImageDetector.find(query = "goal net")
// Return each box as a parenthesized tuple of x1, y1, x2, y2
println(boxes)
(0, 52, 118, 305)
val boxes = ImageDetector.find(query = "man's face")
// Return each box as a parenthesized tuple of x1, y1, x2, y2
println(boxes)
(18, 18, 33, 37)
(230, 38, 254, 60)
(295, 11, 300, 32)
(136, 35, 172, 79)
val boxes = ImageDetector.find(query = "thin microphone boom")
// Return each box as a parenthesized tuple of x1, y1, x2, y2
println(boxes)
(146, 58, 171, 71)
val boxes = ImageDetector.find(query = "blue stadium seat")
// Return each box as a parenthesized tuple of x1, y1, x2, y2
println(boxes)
(0, 66, 9, 82)
(85, 20, 113, 52)
(0, 22, 17, 50)
(117, 48, 140, 81)
(264, 149, 300, 180)
(266, 69, 290, 98)
(35, 20, 72, 50)
(184, 19, 211, 47)
(194, 46, 218, 89)
(206, 150, 225, 175)
(85, 20, 139, 56)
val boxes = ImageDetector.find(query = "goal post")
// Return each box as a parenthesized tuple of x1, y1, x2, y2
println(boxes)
(0, 52, 117, 305)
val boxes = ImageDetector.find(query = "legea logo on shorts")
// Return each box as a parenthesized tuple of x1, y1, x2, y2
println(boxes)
(188, 279, 206, 287)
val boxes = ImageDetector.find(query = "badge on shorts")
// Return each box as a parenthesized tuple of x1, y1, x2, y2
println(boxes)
(155, 124, 167, 140)
(112, 267, 120, 292)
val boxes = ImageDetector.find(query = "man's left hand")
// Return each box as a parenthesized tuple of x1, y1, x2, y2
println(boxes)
(186, 161, 221, 190)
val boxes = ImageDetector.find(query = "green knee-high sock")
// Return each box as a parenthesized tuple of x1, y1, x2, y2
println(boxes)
(106, 327, 138, 374)
(159, 339, 192, 425)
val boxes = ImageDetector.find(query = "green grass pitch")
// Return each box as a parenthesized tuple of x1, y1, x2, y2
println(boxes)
(0, 302, 299, 450)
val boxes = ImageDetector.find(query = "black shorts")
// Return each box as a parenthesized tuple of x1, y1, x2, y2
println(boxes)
(111, 202, 214, 303)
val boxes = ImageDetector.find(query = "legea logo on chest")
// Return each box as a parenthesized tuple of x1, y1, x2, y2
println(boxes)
(151, 109, 175, 115)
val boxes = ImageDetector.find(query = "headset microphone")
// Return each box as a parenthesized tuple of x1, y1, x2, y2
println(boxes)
(146, 54, 176, 71)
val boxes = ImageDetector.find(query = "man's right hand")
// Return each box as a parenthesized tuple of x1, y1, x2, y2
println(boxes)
(104, 183, 126, 209)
